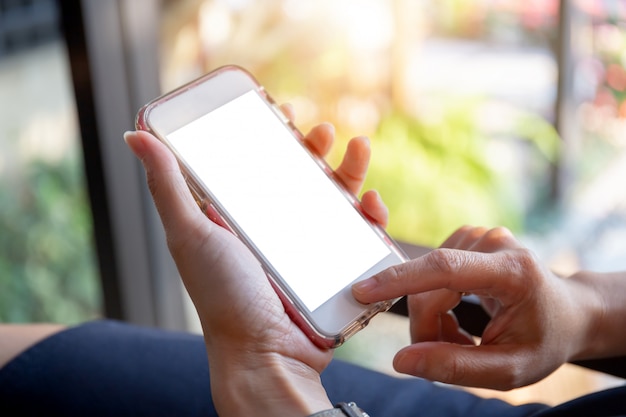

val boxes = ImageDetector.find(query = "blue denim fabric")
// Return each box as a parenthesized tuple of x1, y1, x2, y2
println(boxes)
(0, 320, 622, 416)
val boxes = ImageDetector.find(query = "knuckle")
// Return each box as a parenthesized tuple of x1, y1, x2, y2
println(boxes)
(426, 248, 462, 275)
(498, 249, 536, 298)
(380, 264, 402, 287)
(484, 227, 515, 247)
(469, 226, 489, 240)
(337, 165, 365, 186)
(507, 248, 541, 282)
(455, 225, 474, 237)
(516, 248, 537, 268)
(491, 226, 513, 236)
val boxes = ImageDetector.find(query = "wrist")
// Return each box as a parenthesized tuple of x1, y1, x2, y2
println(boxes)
(567, 271, 626, 361)
(209, 350, 332, 417)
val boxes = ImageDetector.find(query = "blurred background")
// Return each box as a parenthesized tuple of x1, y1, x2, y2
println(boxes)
(1, 0, 625, 407)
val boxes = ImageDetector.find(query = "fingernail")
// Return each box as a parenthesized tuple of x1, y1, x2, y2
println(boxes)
(372, 190, 382, 203)
(123, 131, 144, 157)
(123, 130, 136, 143)
(320, 121, 335, 133)
(352, 278, 377, 294)
(395, 350, 424, 374)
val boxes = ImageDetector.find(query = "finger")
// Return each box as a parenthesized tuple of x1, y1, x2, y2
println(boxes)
(352, 248, 532, 305)
(407, 290, 467, 343)
(124, 131, 211, 244)
(280, 103, 295, 123)
(360, 190, 388, 228)
(455, 226, 490, 249)
(439, 225, 474, 248)
(444, 226, 489, 250)
(438, 311, 475, 345)
(393, 342, 544, 390)
(126, 131, 273, 321)
(468, 227, 520, 253)
(407, 290, 456, 342)
(302, 122, 334, 158)
(440, 226, 521, 253)
(334, 136, 370, 195)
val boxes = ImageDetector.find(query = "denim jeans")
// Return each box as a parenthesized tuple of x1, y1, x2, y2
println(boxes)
(0, 320, 623, 417)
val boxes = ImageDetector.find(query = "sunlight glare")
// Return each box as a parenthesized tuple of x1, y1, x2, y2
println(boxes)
(199, 1, 233, 48)
(336, 0, 393, 51)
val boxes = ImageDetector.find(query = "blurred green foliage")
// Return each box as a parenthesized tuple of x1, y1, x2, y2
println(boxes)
(161, 0, 565, 249)
(365, 101, 511, 246)
(364, 99, 560, 247)
(0, 149, 101, 324)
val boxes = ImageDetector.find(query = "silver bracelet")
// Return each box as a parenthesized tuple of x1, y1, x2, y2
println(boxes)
(307, 402, 369, 417)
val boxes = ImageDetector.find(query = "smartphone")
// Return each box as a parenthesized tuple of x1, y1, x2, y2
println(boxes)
(136, 65, 407, 348)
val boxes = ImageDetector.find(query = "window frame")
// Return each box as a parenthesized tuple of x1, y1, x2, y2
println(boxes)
(59, 0, 188, 330)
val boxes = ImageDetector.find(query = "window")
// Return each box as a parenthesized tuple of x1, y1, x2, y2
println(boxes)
(0, 0, 101, 323)
(158, 0, 626, 277)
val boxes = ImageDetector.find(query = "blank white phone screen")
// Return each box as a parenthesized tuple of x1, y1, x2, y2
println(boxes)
(168, 90, 390, 311)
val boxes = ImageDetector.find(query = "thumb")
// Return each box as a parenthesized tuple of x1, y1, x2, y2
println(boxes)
(124, 130, 212, 247)
(393, 342, 535, 390)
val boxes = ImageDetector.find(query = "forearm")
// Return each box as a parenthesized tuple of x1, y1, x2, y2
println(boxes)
(568, 270, 626, 361)
(0, 324, 66, 369)
(208, 350, 332, 417)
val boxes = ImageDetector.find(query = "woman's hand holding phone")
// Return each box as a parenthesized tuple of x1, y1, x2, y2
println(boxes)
(125, 117, 388, 417)
(136, 66, 406, 348)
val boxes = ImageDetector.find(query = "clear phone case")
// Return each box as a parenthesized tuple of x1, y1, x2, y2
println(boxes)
(136, 65, 408, 348)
